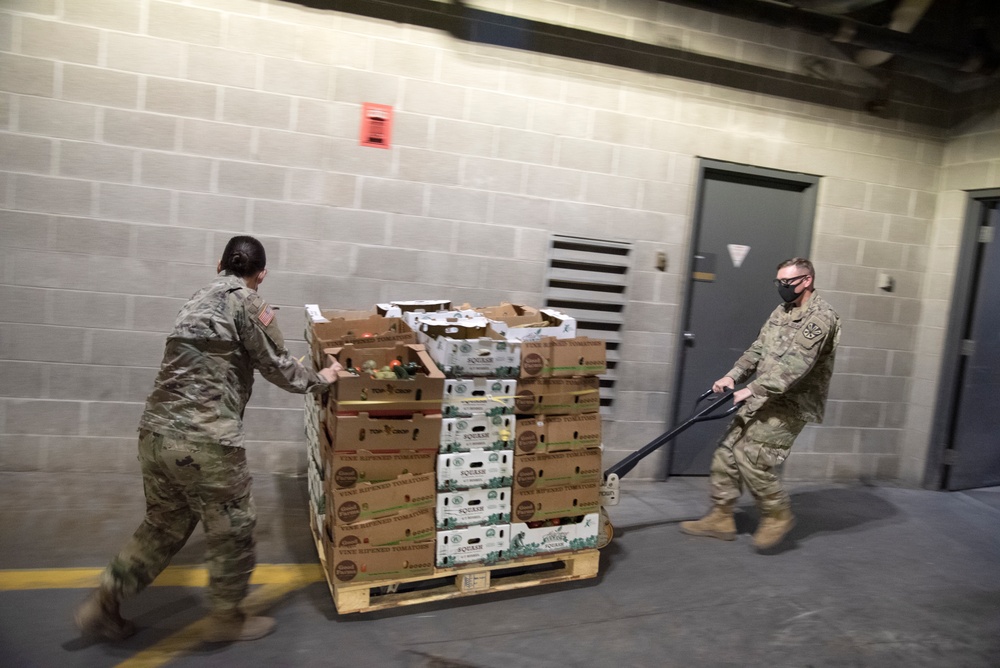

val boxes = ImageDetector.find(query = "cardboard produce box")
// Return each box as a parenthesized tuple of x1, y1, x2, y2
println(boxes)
(326, 412, 441, 453)
(376, 300, 452, 317)
(519, 337, 606, 378)
(514, 413, 602, 454)
(325, 343, 445, 415)
(436, 449, 514, 491)
(441, 378, 517, 417)
(325, 450, 436, 489)
(474, 303, 577, 342)
(417, 318, 521, 378)
(513, 377, 601, 415)
(511, 483, 600, 522)
(436, 524, 510, 567)
(330, 507, 435, 547)
(508, 513, 600, 557)
(325, 536, 436, 584)
(328, 472, 435, 525)
(513, 450, 602, 490)
(436, 488, 512, 529)
(309, 313, 416, 368)
(439, 414, 515, 453)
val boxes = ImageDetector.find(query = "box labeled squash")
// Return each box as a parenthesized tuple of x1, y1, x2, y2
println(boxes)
(436, 488, 511, 529)
(441, 378, 517, 417)
(439, 414, 515, 453)
(508, 513, 599, 557)
(436, 524, 509, 567)
(436, 449, 513, 491)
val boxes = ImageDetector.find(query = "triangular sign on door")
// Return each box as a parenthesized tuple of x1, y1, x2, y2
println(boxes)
(727, 244, 750, 268)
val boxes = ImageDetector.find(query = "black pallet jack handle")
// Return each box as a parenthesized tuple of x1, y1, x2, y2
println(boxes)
(603, 388, 743, 481)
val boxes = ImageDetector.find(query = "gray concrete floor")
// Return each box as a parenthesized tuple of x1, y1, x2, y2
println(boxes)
(1, 471, 999, 667)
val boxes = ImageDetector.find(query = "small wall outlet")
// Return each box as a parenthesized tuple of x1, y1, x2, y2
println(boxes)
(877, 272, 895, 292)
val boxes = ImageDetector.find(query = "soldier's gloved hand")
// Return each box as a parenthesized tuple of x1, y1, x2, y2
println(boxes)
(712, 376, 735, 393)
(319, 360, 343, 384)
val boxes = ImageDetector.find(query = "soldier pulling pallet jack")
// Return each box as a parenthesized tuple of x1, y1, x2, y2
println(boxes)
(600, 258, 841, 552)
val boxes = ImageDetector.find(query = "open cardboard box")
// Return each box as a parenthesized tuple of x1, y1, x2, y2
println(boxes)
(417, 319, 521, 378)
(324, 343, 445, 416)
(470, 303, 578, 342)
(309, 313, 417, 368)
(514, 413, 602, 454)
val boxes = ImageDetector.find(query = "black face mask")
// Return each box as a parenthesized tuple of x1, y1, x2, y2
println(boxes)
(777, 283, 800, 303)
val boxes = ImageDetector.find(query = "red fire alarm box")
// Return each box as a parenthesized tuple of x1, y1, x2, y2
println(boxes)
(360, 103, 393, 149)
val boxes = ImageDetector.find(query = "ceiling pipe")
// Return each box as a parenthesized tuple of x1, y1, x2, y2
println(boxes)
(658, 0, 995, 74)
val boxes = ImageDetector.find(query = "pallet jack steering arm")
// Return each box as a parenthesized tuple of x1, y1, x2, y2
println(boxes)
(600, 388, 743, 507)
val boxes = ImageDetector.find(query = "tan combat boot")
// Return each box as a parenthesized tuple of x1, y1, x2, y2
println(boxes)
(74, 588, 136, 641)
(202, 610, 276, 643)
(679, 506, 736, 541)
(752, 508, 796, 550)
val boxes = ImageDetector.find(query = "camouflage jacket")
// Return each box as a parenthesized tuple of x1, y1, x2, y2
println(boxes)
(139, 275, 328, 447)
(726, 291, 840, 423)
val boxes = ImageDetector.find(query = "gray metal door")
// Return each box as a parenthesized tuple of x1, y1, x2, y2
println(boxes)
(945, 200, 1000, 490)
(669, 160, 817, 476)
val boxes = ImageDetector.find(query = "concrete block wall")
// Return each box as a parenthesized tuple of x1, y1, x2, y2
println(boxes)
(0, 0, 993, 485)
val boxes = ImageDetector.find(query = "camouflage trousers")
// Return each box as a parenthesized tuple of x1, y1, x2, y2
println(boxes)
(99, 430, 257, 612)
(709, 408, 806, 516)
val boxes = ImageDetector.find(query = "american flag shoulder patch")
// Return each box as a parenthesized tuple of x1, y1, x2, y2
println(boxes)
(258, 304, 275, 327)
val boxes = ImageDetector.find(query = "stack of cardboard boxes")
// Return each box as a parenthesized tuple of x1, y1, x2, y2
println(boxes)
(303, 301, 604, 588)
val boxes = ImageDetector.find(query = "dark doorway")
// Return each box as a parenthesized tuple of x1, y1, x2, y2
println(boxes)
(930, 190, 1000, 491)
(669, 160, 818, 476)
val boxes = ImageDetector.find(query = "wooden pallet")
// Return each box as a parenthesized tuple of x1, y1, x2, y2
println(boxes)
(312, 527, 599, 614)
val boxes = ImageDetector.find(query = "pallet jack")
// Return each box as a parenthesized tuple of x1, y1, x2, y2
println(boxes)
(596, 388, 743, 548)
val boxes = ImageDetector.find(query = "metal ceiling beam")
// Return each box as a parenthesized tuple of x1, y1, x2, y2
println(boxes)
(659, 0, 995, 74)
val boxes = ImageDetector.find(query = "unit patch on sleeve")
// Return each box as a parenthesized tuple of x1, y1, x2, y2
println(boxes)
(795, 318, 826, 349)
(802, 322, 822, 340)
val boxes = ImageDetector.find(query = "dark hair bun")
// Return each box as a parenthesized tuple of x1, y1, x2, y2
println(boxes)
(220, 236, 266, 278)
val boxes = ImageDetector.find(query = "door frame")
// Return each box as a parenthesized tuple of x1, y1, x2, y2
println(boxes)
(667, 158, 819, 477)
(925, 188, 1000, 490)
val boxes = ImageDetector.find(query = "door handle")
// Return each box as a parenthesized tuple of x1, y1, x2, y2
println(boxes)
(683, 332, 695, 345)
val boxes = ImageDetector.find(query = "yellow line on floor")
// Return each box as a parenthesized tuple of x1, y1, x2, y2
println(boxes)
(114, 579, 309, 668)
(0, 563, 323, 591)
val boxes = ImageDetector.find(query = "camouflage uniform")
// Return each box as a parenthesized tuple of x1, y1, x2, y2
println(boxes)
(710, 291, 840, 515)
(100, 275, 328, 612)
